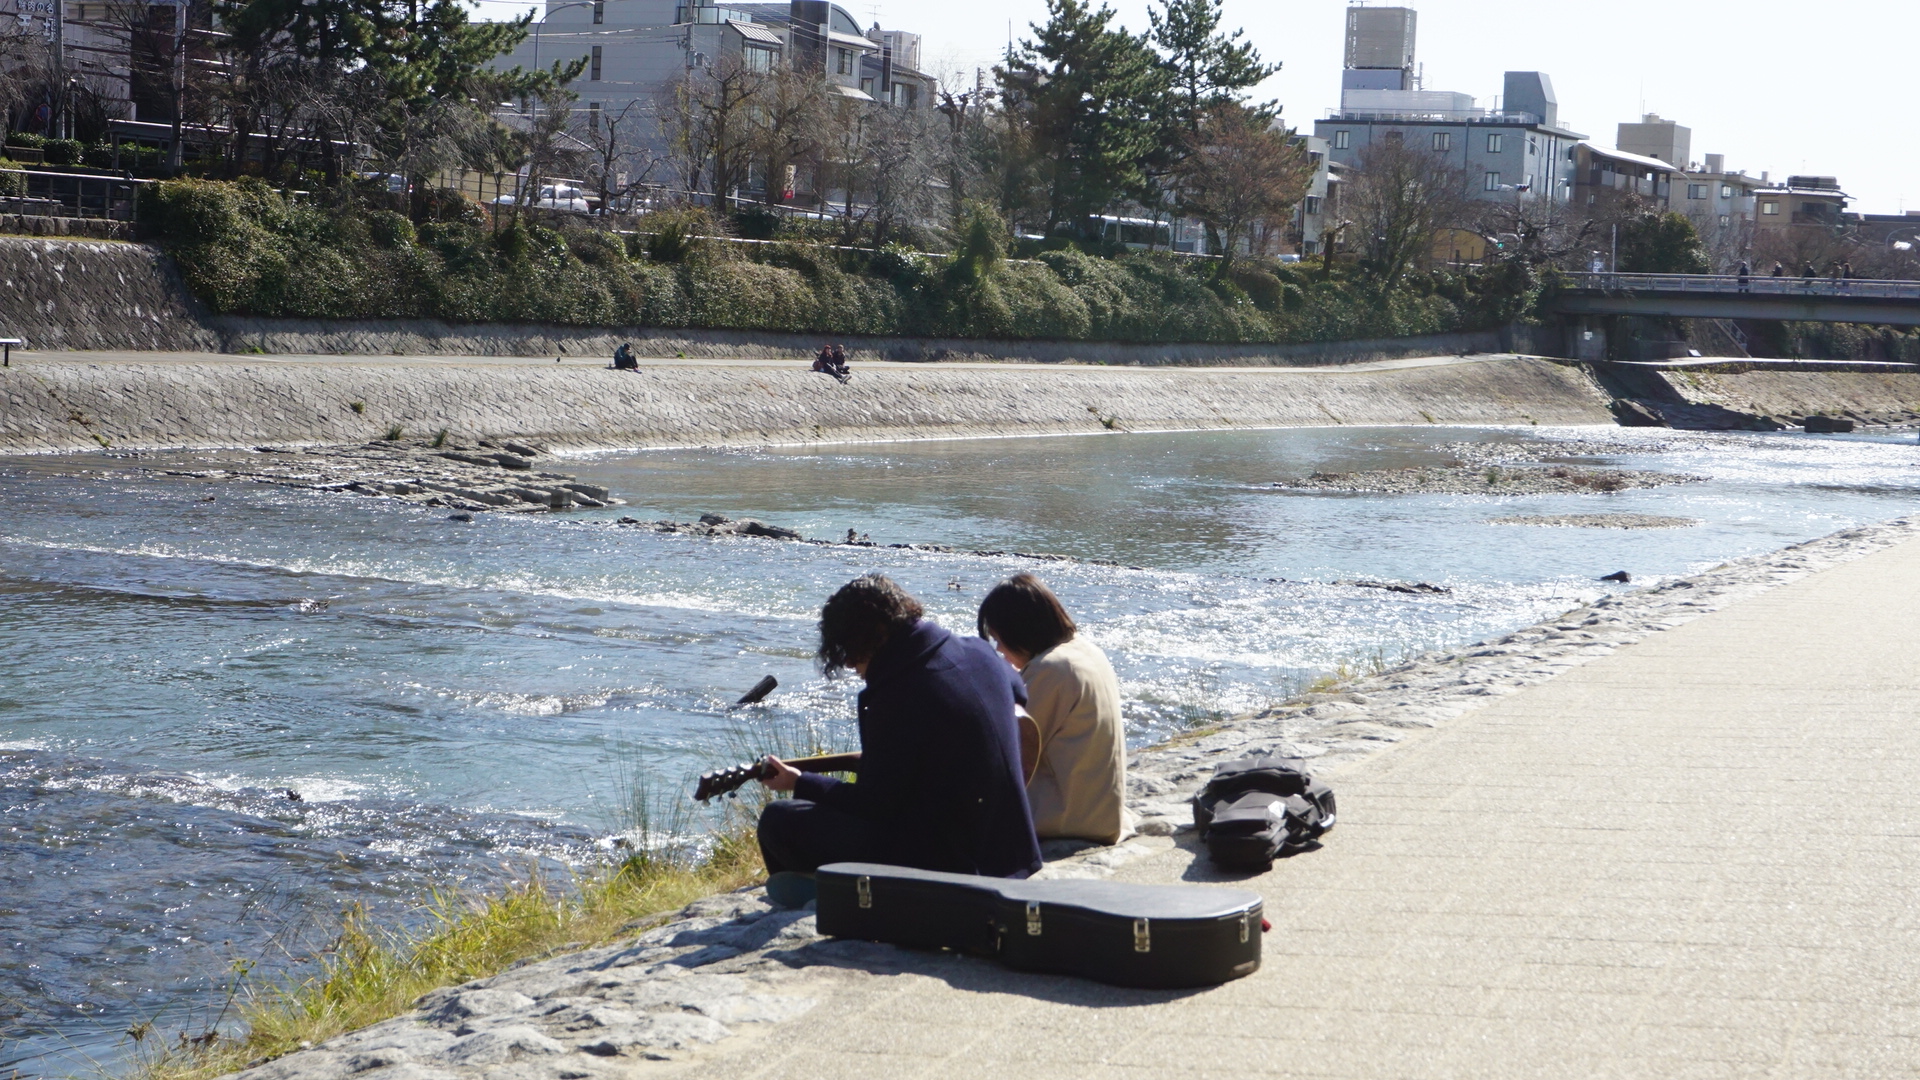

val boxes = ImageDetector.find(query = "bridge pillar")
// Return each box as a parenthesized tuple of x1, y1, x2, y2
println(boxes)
(1563, 317, 1608, 362)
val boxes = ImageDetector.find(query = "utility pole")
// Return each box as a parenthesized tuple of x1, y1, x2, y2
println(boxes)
(51, 0, 65, 138)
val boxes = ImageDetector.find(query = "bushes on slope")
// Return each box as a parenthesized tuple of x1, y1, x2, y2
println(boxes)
(143, 178, 1523, 344)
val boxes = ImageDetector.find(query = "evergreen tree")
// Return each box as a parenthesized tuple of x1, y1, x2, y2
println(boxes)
(998, 0, 1170, 241)
(1617, 210, 1711, 275)
(1148, 0, 1280, 131)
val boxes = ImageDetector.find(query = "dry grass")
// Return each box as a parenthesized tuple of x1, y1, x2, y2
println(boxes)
(130, 832, 764, 1080)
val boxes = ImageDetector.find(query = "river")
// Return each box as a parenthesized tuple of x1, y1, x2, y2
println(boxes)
(2, 423, 1915, 1075)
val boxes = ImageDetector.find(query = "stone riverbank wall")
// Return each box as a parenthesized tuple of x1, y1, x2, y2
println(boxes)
(0, 356, 1618, 455)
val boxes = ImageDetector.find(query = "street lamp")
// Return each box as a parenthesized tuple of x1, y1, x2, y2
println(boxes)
(531, 0, 598, 75)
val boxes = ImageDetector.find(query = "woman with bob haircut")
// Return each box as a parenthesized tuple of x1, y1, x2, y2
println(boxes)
(976, 573, 1127, 846)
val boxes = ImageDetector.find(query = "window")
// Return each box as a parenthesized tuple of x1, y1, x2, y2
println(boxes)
(1761, 200, 1779, 215)
(1485, 171, 1502, 191)
(1384, 130, 1402, 143)
(587, 101, 601, 130)
(835, 47, 853, 75)
(1719, 214, 1731, 228)
(589, 45, 602, 80)
(859, 77, 874, 94)
(1304, 196, 1322, 215)
(1486, 133, 1504, 153)
(1431, 131, 1451, 152)
(592, 0, 602, 23)
(1720, 184, 1734, 198)
(1688, 184, 1709, 199)
(1528, 136, 1537, 155)
(1308, 152, 1323, 167)
(1332, 130, 1350, 150)
(746, 45, 775, 72)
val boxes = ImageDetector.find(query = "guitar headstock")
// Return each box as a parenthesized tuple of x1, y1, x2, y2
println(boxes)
(693, 760, 767, 802)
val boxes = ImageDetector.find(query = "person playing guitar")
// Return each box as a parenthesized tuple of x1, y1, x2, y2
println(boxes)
(752, 575, 1042, 907)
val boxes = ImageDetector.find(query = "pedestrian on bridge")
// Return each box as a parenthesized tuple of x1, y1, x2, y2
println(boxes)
(1737, 261, 1751, 292)
(1771, 262, 1784, 278)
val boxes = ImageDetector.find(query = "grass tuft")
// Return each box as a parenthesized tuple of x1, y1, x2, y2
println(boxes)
(130, 834, 763, 1080)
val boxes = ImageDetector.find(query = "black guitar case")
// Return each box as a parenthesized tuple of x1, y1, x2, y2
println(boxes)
(814, 862, 1263, 989)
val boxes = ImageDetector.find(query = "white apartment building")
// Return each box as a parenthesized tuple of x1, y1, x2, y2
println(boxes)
(489, 0, 934, 200)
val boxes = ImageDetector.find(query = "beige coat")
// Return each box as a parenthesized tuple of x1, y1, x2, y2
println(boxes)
(1021, 636, 1127, 845)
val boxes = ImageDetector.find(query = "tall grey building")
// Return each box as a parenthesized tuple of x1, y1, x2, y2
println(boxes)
(1313, 4, 1586, 209)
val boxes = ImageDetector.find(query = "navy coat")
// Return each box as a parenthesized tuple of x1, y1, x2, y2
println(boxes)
(793, 620, 1043, 879)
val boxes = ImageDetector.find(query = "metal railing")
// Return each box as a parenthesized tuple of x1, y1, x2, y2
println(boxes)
(0, 170, 150, 222)
(1563, 272, 1920, 301)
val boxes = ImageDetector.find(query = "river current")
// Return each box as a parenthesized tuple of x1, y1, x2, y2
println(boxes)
(2, 423, 1915, 1074)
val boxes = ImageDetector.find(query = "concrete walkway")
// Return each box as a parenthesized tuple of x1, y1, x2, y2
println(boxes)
(9, 349, 1495, 375)
(690, 532, 1920, 1079)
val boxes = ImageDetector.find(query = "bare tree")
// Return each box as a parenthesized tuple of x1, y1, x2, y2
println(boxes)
(659, 55, 766, 209)
(511, 82, 585, 211)
(99, 0, 221, 171)
(1343, 137, 1472, 290)
(0, 17, 51, 142)
(852, 101, 941, 246)
(1173, 102, 1310, 264)
(930, 79, 995, 225)
(747, 64, 827, 206)
(580, 97, 659, 215)
(1474, 194, 1597, 270)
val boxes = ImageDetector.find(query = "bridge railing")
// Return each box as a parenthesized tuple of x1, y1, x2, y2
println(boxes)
(1562, 272, 1920, 301)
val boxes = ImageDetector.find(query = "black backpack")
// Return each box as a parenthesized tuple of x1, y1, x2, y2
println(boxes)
(1191, 754, 1337, 870)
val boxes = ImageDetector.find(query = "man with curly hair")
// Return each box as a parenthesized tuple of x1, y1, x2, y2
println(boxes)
(755, 575, 1041, 904)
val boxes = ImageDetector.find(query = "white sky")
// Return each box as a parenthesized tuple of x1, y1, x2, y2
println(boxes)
(472, 0, 1919, 215)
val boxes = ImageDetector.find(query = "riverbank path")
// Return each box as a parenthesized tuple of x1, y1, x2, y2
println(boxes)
(9, 349, 1493, 374)
(692, 530, 1920, 1079)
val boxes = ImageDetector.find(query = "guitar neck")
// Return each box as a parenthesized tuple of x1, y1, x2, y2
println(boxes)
(786, 752, 862, 775)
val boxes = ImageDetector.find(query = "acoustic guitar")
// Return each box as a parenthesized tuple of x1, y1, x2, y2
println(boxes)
(693, 711, 1044, 802)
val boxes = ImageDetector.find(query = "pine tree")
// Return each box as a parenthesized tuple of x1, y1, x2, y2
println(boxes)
(1148, 0, 1280, 131)
(998, 0, 1171, 241)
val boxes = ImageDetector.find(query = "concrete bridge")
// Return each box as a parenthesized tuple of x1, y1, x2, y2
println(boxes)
(1544, 272, 1920, 327)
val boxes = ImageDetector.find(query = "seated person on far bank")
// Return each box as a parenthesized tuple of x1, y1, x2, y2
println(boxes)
(755, 575, 1042, 902)
(977, 574, 1127, 846)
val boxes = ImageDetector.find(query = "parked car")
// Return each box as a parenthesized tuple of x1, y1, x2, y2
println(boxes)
(492, 184, 593, 214)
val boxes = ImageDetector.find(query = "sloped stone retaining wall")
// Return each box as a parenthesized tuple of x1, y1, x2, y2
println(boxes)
(0, 355, 1617, 455)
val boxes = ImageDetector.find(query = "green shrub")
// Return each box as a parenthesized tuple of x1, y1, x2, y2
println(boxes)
(140, 178, 1530, 346)
(366, 210, 416, 249)
(42, 138, 83, 167)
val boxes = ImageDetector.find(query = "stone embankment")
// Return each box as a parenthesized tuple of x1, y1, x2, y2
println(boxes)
(0, 355, 1619, 455)
(213, 515, 1920, 1080)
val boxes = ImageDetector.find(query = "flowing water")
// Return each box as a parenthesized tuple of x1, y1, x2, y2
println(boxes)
(2, 423, 1916, 1075)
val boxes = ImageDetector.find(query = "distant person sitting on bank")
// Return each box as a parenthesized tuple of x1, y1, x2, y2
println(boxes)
(811, 345, 849, 383)
(755, 575, 1042, 901)
(977, 573, 1127, 846)
(830, 343, 850, 376)
(611, 343, 637, 370)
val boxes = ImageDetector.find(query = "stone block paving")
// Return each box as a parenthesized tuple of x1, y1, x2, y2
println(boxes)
(683, 532, 1920, 1080)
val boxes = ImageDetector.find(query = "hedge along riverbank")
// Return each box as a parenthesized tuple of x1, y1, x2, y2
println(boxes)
(140, 179, 1530, 345)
